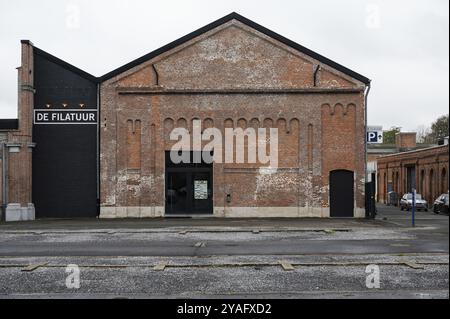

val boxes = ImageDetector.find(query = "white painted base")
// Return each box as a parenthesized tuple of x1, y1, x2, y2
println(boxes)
(354, 208, 366, 218)
(99, 206, 165, 218)
(5, 203, 35, 222)
(216, 206, 331, 218)
(99, 206, 365, 218)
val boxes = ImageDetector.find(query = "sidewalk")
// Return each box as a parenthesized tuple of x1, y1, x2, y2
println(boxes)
(0, 216, 394, 232)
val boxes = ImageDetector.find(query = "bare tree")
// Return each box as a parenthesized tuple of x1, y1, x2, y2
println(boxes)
(416, 125, 431, 143)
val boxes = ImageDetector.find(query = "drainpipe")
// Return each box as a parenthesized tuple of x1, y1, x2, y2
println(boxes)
(313, 65, 320, 87)
(1, 142, 8, 221)
(152, 64, 159, 86)
(96, 82, 100, 217)
(364, 81, 372, 218)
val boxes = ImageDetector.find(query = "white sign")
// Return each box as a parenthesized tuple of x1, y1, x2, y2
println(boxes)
(194, 180, 208, 200)
(367, 126, 383, 144)
(34, 109, 97, 125)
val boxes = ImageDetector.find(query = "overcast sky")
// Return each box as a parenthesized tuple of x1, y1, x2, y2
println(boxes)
(0, 0, 448, 131)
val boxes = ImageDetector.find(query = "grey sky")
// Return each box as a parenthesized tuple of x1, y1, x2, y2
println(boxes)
(0, 0, 448, 131)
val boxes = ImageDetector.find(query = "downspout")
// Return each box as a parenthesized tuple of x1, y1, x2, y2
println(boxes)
(152, 64, 159, 86)
(1, 142, 8, 221)
(313, 65, 320, 87)
(96, 82, 100, 217)
(364, 80, 372, 218)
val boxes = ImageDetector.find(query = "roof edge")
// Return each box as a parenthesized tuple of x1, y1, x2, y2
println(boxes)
(33, 46, 99, 83)
(377, 144, 449, 160)
(100, 12, 371, 84)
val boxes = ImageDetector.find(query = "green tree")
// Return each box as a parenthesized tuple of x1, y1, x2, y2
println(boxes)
(419, 114, 449, 144)
(383, 126, 401, 144)
(430, 114, 449, 141)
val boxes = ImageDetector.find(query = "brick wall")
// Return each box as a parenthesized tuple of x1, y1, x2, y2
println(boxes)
(377, 145, 449, 204)
(99, 19, 367, 218)
(395, 132, 417, 150)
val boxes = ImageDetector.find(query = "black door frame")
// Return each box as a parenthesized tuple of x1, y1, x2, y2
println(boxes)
(165, 167, 213, 215)
(329, 169, 354, 218)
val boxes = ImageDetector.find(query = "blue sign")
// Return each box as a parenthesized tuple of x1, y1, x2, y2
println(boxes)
(366, 131, 383, 143)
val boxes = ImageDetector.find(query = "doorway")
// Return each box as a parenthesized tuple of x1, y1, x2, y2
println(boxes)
(329, 170, 354, 217)
(165, 151, 213, 215)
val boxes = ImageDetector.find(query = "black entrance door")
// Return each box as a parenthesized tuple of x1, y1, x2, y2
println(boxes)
(329, 170, 354, 217)
(165, 151, 213, 215)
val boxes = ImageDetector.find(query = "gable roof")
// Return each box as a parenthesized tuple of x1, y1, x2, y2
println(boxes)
(100, 12, 371, 85)
(30, 43, 98, 83)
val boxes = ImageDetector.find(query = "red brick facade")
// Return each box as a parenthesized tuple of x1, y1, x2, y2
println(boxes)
(99, 17, 369, 218)
(377, 145, 449, 205)
(0, 42, 35, 221)
(1, 13, 370, 220)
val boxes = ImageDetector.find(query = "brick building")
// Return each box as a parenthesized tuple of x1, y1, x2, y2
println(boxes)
(367, 131, 436, 201)
(1, 13, 370, 221)
(377, 142, 449, 205)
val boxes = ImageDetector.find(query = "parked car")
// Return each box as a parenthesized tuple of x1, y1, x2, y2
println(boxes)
(400, 193, 428, 211)
(432, 193, 449, 215)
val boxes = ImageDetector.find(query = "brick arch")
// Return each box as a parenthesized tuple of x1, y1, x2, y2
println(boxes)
(307, 123, 314, 171)
(441, 167, 448, 194)
(276, 118, 287, 132)
(126, 119, 141, 170)
(203, 118, 214, 129)
(321, 103, 332, 115)
(429, 168, 435, 203)
(288, 118, 299, 132)
(250, 117, 260, 128)
(395, 171, 400, 193)
(377, 172, 381, 202)
(332, 103, 345, 116)
(176, 117, 187, 129)
(263, 118, 273, 128)
(163, 117, 174, 131)
(345, 103, 356, 115)
(224, 118, 234, 128)
(237, 118, 247, 129)
(420, 169, 425, 194)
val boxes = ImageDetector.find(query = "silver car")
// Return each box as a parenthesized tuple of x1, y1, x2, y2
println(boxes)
(400, 193, 428, 211)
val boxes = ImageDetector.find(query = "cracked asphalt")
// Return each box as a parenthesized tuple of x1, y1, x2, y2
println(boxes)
(0, 204, 448, 299)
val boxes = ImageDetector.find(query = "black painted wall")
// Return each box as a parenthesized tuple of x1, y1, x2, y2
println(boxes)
(32, 51, 98, 218)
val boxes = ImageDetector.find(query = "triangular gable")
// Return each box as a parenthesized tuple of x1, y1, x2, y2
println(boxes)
(100, 12, 370, 85)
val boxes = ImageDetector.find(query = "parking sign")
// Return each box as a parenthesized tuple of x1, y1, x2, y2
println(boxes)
(367, 126, 383, 144)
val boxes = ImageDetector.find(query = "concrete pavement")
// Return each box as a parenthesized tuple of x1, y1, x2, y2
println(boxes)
(0, 204, 448, 298)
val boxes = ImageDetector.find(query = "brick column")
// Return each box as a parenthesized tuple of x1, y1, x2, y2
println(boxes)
(5, 40, 35, 221)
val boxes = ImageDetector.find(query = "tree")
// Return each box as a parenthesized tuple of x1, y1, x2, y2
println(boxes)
(430, 114, 449, 141)
(418, 114, 449, 144)
(416, 125, 432, 143)
(383, 127, 401, 144)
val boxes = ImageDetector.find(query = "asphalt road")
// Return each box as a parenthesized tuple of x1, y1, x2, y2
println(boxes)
(0, 204, 448, 299)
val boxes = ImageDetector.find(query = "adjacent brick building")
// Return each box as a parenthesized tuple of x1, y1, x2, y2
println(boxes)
(367, 131, 437, 201)
(377, 142, 449, 205)
(1, 13, 371, 220)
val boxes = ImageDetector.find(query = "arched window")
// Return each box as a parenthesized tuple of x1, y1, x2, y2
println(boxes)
(441, 168, 448, 194)
(392, 172, 395, 191)
(420, 170, 425, 194)
(377, 173, 380, 202)
(395, 171, 399, 193)
(429, 169, 434, 202)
